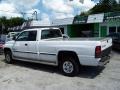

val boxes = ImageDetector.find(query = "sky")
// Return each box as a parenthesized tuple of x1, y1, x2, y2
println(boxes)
(0, 0, 101, 21)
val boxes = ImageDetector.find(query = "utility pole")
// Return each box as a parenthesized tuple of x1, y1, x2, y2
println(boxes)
(21, 12, 26, 19)
(32, 11, 38, 20)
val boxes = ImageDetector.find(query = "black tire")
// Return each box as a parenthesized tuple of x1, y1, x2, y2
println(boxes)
(60, 56, 80, 77)
(5, 51, 13, 64)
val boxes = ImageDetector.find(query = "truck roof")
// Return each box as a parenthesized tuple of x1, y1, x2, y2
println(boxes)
(23, 27, 59, 31)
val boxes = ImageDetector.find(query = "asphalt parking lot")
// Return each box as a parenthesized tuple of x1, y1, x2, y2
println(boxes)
(0, 51, 120, 90)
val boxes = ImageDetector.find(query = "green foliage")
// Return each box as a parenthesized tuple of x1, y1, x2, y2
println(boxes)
(80, 0, 120, 15)
(0, 17, 25, 34)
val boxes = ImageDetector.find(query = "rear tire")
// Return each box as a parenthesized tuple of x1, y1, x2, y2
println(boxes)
(60, 56, 80, 77)
(5, 51, 13, 64)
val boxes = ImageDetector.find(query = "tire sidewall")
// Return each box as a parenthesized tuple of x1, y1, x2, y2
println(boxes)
(5, 51, 12, 63)
(60, 56, 79, 77)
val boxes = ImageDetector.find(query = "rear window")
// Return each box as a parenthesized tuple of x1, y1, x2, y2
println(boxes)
(41, 29, 62, 39)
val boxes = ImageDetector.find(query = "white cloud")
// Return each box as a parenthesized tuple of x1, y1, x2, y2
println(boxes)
(26, 9, 40, 19)
(43, 0, 95, 19)
(41, 13, 49, 21)
(67, 0, 95, 11)
(7, 0, 40, 10)
(52, 12, 74, 19)
(0, 3, 22, 18)
(43, 0, 73, 13)
(0, 0, 96, 20)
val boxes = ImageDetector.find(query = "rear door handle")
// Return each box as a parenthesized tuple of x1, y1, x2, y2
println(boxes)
(25, 43, 28, 46)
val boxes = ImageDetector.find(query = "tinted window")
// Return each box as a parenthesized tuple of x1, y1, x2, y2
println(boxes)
(16, 31, 37, 41)
(28, 31, 37, 41)
(117, 27, 120, 33)
(16, 31, 29, 41)
(41, 29, 62, 39)
(109, 27, 116, 34)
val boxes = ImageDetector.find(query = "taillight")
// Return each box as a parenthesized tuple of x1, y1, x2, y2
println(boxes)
(95, 46, 101, 58)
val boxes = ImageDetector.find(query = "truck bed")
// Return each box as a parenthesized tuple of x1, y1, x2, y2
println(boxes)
(66, 37, 110, 41)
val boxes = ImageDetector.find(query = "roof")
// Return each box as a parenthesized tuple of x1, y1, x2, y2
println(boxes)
(23, 27, 59, 31)
(51, 17, 74, 26)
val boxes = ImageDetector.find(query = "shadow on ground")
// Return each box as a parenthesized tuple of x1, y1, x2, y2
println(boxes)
(112, 49, 120, 54)
(78, 66, 104, 79)
(2, 59, 104, 79)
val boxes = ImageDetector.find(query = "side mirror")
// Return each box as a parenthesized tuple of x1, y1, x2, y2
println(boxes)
(62, 34, 69, 39)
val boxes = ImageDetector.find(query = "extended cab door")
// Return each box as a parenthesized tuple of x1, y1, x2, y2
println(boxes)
(26, 30, 38, 60)
(13, 30, 38, 60)
(38, 29, 62, 63)
(12, 31, 29, 59)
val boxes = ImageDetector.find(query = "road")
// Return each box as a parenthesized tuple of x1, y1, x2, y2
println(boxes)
(0, 51, 120, 90)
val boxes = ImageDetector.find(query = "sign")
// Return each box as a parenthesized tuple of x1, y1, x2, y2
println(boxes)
(104, 12, 120, 22)
(87, 13, 104, 23)
(73, 16, 88, 24)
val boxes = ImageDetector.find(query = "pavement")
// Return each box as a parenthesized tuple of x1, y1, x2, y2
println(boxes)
(0, 51, 120, 90)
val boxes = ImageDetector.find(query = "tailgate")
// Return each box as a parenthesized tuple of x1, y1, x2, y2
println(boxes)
(101, 38, 112, 51)
(101, 38, 112, 57)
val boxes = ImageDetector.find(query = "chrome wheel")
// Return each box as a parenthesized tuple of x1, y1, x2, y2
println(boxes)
(63, 61, 74, 74)
(6, 54, 11, 62)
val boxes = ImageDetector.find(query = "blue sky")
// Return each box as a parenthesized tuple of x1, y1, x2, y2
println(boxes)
(0, 0, 100, 21)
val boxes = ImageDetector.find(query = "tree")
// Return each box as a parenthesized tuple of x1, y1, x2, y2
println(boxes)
(79, 0, 120, 15)
(0, 17, 25, 34)
(89, 0, 118, 14)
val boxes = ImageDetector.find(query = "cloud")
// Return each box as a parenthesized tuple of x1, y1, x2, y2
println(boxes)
(0, 0, 96, 20)
(26, 9, 40, 19)
(43, 0, 95, 19)
(41, 13, 49, 21)
(67, 0, 95, 11)
(7, 0, 40, 10)
(51, 12, 74, 19)
(43, 0, 73, 13)
(0, 3, 22, 18)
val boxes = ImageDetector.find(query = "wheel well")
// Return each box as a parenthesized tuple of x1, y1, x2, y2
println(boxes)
(58, 51, 80, 65)
(4, 48, 11, 54)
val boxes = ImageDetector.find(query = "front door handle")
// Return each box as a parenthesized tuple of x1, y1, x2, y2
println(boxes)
(25, 43, 28, 46)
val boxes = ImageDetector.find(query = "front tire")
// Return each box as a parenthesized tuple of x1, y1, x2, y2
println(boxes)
(60, 56, 80, 77)
(5, 51, 13, 64)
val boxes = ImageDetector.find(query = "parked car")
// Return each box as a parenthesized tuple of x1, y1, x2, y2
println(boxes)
(4, 28, 112, 76)
(107, 33, 120, 50)
(0, 39, 5, 54)
(6, 32, 20, 41)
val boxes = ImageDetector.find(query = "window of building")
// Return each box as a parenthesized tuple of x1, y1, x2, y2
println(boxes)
(109, 27, 116, 34)
(117, 27, 120, 33)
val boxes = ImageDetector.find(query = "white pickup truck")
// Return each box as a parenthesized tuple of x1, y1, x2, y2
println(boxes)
(4, 28, 112, 76)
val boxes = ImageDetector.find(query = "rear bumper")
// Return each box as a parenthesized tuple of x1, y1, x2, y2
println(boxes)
(98, 55, 110, 66)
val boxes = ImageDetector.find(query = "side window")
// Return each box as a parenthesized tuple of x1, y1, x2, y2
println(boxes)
(16, 31, 37, 41)
(41, 30, 50, 39)
(16, 31, 29, 41)
(28, 31, 37, 41)
(41, 29, 62, 39)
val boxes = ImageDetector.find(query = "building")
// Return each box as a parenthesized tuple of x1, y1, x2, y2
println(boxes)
(51, 17, 74, 35)
(52, 11, 120, 37)
(8, 12, 120, 38)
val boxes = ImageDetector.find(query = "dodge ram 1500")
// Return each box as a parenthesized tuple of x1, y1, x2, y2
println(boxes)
(4, 28, 112, 76)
